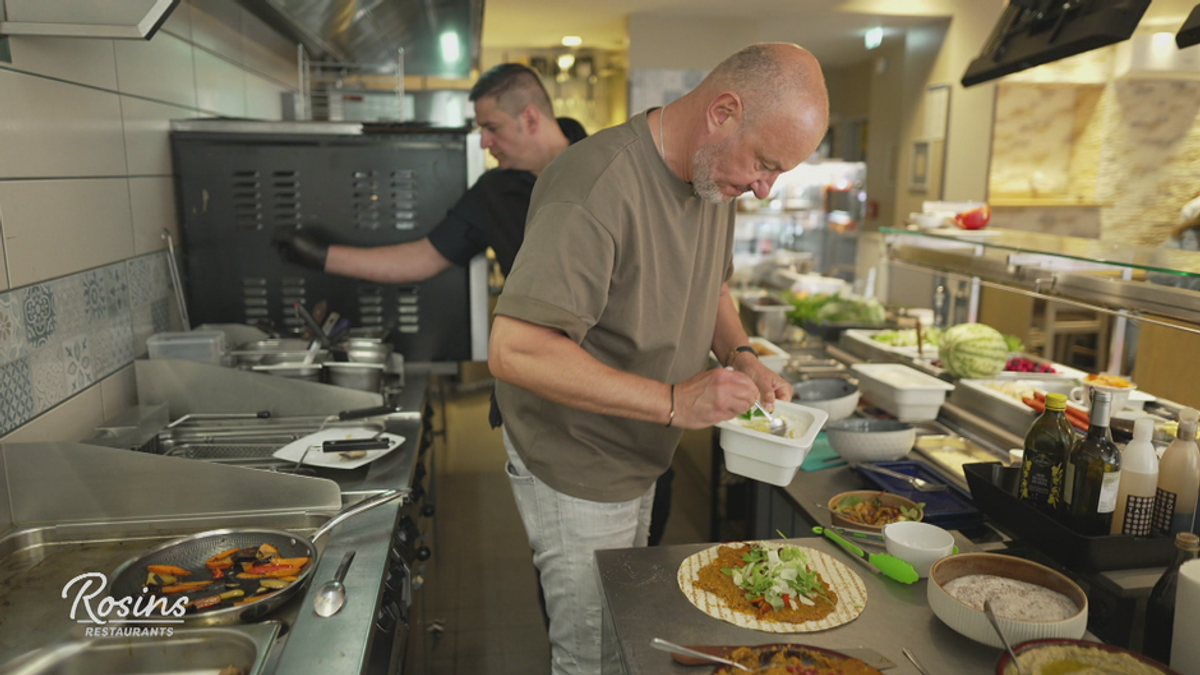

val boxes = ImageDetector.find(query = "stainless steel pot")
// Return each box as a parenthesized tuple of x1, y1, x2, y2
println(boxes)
(107, 490, 404, 626)
(324, 362, 384, 391)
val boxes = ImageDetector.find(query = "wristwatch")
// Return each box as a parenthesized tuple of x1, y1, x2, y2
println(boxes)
(726, 345, 758, 368)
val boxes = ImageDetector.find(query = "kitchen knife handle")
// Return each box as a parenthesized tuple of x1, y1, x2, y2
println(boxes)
(322, 438, 391, 453)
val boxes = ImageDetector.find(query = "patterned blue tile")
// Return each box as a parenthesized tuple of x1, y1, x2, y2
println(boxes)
(151, 298, 171, 334)
(111, 314, 135, 366)
(127, 255, 155, 308)
(132, 304, 153, 357)
(63, 334, 94, 394)
(22, 283, 57, 350)
(149, 254, 170, 302)
(89, 320, 116, 380)
(0, 358, 35, 436)
(51, 276, 87, 337)
(0, 290, 26, 364)
(28, 344, 67, 414)
(106, 263, 129, 318)
(82, 270, 108, 324)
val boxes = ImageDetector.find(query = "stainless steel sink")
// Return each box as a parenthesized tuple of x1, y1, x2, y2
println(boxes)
(0, 623, 279, 675)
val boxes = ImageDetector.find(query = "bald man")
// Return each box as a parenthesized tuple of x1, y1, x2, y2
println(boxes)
(488, 44, 830, 675)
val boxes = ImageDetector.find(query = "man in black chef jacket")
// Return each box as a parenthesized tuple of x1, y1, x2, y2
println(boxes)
(272, 63, 677, 547)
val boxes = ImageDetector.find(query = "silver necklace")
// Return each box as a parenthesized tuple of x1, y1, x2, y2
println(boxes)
(658, 103, 667, 159)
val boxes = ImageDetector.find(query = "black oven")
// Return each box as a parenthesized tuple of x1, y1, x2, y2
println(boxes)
(170, 120, 487, 363)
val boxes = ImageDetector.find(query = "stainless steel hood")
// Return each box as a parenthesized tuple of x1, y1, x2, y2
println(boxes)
(237, 0, 482, 77)
(0, 0, 180, 39)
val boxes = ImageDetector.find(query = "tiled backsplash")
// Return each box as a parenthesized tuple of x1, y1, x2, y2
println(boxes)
(0, 252, 172, 435)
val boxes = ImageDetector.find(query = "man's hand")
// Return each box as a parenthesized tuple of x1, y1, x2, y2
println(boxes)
(272, 227, 329, 271)
(672, 367, 763, 429)
(735, 355, 793, 410)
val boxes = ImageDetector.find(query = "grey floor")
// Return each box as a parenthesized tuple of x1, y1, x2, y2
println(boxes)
(405, 381, 708, 675)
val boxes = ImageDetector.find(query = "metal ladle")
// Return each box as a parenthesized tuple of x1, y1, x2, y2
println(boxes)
(313, 550, 356, 618)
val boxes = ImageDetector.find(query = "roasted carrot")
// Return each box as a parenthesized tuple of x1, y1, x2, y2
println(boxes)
(148, 565, 192, 577)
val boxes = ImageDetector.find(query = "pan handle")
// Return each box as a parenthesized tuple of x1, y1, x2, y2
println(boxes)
(311, 489, 406, 542)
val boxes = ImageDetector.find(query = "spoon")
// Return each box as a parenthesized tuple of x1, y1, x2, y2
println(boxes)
(313, 550, 356, 618)
(856, 463, 949, 492)
(752, 400, 788, 437)
(650, 638, 752, 672)
(984, 599, 1025, 675)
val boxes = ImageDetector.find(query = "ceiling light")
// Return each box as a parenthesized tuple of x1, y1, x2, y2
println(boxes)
(562, 36, 582, 47)
(557, 54, 575, 71)
(440, 31, 461, 63)
(865, 27, 883, 50)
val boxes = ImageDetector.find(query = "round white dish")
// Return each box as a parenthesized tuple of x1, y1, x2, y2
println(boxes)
(824, 418, 916, 464)
(883, 521, 955, 578)
(928, 553, 1088, 649)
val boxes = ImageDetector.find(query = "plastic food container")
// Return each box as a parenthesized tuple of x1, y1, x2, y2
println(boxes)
(748, 337, 790, 374)
(716, 401, 829, 487)
(851, 363, 955, 421)
(147, 331, 226, 366)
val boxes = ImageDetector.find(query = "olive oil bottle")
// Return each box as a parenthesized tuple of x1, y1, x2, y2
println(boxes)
(1020, 392, 1074, 516)
(1062, 390, 1123, 535)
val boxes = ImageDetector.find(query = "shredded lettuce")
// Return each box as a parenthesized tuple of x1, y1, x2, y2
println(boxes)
(720, 544, 831, 611)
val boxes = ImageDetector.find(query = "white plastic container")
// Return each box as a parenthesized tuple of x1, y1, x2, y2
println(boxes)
(852, 363, 955, 422)
(147, 331, 225, 366)
(716, 400, 829, 487)
(748, 337, 790, 374)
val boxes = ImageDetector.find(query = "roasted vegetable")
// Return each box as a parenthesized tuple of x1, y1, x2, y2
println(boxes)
(147, 565, 191, 577)
(186, 589, 245, 612)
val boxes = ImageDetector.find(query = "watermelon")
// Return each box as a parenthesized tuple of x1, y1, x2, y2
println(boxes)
(939, 323, 1008, 379)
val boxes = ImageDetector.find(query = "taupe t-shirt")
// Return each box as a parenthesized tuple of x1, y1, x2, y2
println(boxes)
(494, 110, 735, 502)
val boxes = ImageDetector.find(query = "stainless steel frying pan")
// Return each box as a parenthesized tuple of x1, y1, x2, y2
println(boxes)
(107, 489, 404, 626)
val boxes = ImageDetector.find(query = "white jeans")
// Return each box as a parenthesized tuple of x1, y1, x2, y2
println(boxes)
(503, 430, 655, 675)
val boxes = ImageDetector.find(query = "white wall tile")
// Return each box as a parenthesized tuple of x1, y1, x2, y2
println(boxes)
(0, 70, 126, 179)
(114, 31, 197, 109)
(120, 96, 196, 176)
(245, 72, 285, 120)
(190, 0, 244, 64)
(129, 177, 180, 255)
(0, 178, 135, 287)
(194, 49, 246, 116)
(0, 381, 105, 442)
(3, 36, 118, 90)
(99, 364, 137, 419)
(160, 1, 192, 42)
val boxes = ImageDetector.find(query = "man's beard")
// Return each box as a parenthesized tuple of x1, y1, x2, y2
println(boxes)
(692, 135, 737, 204)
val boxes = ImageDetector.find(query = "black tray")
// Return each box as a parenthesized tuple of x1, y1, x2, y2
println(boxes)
(963, 462, 1177, 572)
(855, 459, 983, 530)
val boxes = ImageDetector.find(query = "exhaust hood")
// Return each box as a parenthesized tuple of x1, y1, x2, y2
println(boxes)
(0, 0, 180, 39)
(237, 0, 482, 78)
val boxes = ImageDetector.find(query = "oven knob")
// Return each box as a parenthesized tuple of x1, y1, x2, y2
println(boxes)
(386, 562, 407, 593)
(421, 503, 436, 517)
(415, 545, 431, 561)
(377, 600, 401, 633)
(396, 516, 422, 544)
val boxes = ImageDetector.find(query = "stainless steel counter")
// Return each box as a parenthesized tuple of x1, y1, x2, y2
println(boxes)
(596, 537, 1004, 675)
(0, 365, 433, 675)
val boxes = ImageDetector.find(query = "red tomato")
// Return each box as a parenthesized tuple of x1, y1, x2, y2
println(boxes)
(954, 205, 991, 230)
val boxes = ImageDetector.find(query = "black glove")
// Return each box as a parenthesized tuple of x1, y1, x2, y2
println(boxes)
(272, 226, 329, 271)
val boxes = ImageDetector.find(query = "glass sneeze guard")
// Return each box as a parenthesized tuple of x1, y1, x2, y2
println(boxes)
(881, 227, 1200, 280)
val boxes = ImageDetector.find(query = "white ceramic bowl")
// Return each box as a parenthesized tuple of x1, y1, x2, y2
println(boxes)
(823, 418, 916, 464)
(1070, 380, 1137, 414)
(928, 553, 1088, 649)
(883, 521, 955, 578)
(791, 379, 860, 421)
(717, 401, 829, 487)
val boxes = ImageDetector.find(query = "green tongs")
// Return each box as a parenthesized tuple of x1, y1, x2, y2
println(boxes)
(812, 526, 919, 584)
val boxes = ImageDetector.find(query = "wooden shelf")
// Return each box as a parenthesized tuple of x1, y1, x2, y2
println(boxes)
(989, 198, 1111, 207)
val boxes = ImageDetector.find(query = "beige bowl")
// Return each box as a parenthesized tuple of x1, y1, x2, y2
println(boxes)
(827, 490, 923, 533)
(928, 553, 1088, 649)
